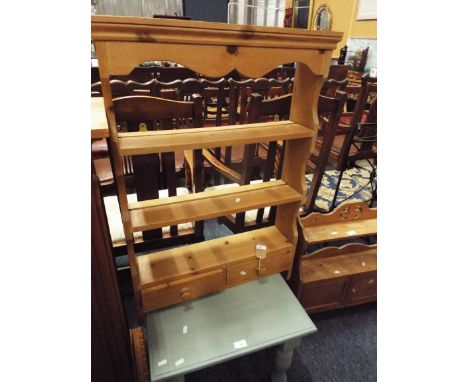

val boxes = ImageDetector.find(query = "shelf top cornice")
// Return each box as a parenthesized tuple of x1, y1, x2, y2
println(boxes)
(91, 15, 343, 50)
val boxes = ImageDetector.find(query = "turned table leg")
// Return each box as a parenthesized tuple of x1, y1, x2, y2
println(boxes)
(271, 337, 302, 382)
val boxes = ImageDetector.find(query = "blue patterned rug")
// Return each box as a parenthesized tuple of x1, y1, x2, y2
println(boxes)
(305, 167, 377, 213)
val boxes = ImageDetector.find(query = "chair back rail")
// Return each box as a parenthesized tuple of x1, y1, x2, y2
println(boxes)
(321, 78, 348, 97)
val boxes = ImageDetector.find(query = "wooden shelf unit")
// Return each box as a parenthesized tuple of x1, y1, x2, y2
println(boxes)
(92, 16, 343, 318)
(291, 202, 377, 313)
(298, 243, 377, 313)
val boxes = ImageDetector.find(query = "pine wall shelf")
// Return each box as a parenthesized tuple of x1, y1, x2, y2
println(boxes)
(91, 15, 343, 319)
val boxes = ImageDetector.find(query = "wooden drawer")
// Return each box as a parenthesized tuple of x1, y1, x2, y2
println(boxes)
(226, 250, 292, 287)
(141, 269, 225, 312)
(348, 271, 377, 304)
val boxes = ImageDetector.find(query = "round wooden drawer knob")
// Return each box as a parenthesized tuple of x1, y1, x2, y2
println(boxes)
(180, 288, 192, 300)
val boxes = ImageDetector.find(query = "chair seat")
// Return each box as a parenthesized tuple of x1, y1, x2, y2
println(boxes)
(204, 179, 272, 223)
(103, 188, 193, 246)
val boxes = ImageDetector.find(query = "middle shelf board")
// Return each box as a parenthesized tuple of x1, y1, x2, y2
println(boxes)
(128, 180, 302, 233)
(118, 120, 313, 155)
(137, 225, 293, 288)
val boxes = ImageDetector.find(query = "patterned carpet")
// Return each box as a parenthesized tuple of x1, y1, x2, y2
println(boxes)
(305, 166, 377, 213)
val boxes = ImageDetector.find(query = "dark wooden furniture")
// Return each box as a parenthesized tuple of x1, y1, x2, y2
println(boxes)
(357, 47, 369, 72)
(202, 93, 293, 233)
(337, 45, 347, 65)
(328, 64, 351, 81)
(331, 121, 377, 209)
(91, 66, 100, 84)
(228, 77, 293, 125)
(112, 66, 156, 82)
(105, 95, 205, 257)
(290, 201, 377, 313)
(322, 74, 377, 167)
(91, 79, 156, 98)
(178, 77, 228, 126)
(320, 78, 348, 97)
(154, 66, 198, 82)
(304, 91, 347, 214)
(92, 171, 136, 382)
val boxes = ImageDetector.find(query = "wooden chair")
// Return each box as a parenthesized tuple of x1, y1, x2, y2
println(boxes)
(303, 91, 347, 214)
(179, 78, 228, 126)
(151, 79, 182, 100)
(91, 80, 161, 189)
(338, 45, 347, 65)
(290, 201, 377, 313)
(320, 78, 348, 97)
(91, 79, 157, 98)
(331, 120, 377, 209)
(91, 66, 100, 84)
(110, 79, 157, 98)
(91, 81, 102, 97)
(263, 65, 295, 79)
(341, 74, 377, 125)
(103, 95, 205, 256)
(328, 64, 351, 81)
(228, 77, 293, 125)
(201, 93, 292, 233)
(319, 74, 377, 167)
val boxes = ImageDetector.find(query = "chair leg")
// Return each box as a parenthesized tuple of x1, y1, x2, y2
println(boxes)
(331, 169, 345, 211)
(370, 183, 377, 208)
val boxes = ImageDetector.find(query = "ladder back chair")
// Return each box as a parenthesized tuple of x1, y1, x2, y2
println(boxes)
(320, 78, 348, 97)
(227, 77, 293, 125)
(202, 93, 292, 233)
(304, 91, 347, 214)
(103, 95, 206, 256)
(319, 74, 377, 167)
(331, 119, 377, 209)
(328, 64, 351, 81)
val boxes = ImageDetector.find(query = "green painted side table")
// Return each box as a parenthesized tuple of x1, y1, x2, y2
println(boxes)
(145, 274, 317, 381)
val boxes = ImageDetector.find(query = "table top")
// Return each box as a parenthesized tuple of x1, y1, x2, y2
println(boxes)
(145, 274, 317, 381)
(91, 97, 109, 139)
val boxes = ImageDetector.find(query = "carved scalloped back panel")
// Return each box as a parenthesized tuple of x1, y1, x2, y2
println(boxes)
(301, 201, 376, 228)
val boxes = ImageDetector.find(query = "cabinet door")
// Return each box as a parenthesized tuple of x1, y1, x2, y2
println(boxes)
(348, 271, 377, 304)
(300, 277, 350, 313)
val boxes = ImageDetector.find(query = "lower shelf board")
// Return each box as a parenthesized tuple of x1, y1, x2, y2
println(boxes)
(300, 248, 376, 283)
(137, 226, 295, 312)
